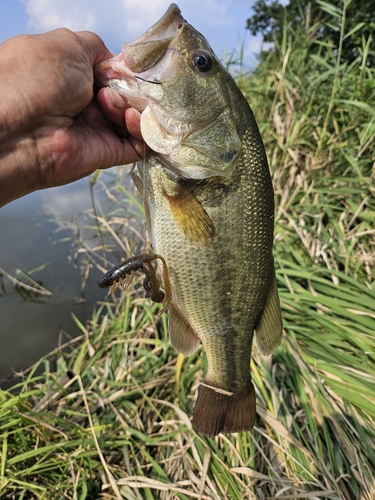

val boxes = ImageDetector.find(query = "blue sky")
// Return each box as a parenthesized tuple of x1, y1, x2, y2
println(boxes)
(0, 0, 262, 68)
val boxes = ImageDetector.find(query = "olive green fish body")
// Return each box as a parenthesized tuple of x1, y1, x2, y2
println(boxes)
(95, 3, 283, 437)
(139, 116, 276, 435)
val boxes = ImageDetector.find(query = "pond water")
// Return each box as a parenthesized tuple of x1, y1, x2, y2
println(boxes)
(0, 173, 119, 387)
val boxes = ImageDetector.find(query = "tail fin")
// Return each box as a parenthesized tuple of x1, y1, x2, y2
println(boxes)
(192, 379, 256, 437)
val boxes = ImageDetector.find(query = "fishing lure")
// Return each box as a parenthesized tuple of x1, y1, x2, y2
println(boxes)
(98, 253, 171, 309)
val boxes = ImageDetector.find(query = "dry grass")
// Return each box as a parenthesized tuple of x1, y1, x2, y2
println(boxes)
(1, 267, 374, 499)
(1, 4, 375, 499)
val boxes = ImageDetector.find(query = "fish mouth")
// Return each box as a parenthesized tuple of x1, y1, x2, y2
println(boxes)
(94, 4, 185, 89)
(136, 3, 183, 42)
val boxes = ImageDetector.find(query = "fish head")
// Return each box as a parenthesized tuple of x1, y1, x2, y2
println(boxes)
(95, 3, 243, 179)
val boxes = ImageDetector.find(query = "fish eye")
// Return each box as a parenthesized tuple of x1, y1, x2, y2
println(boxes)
(192, 52, 213, 72)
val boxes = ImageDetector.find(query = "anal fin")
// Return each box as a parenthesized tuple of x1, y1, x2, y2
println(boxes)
(255, 270, 283, 355)
(168, 302, 200, 356)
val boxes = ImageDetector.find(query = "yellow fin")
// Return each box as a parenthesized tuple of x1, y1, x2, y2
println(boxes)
(255, 270, 283, 355)
(169, 302, 200, 356)
(164, 185, 215, 243)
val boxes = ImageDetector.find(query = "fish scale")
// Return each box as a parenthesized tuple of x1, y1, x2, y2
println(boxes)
(139, 124, 275, 400)
(95, 3, 283, 437)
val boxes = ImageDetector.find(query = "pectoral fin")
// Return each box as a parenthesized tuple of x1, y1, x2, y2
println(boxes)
(130, 170, 144, 197)
(163, 185, 215, 244)
(255, 271, 283, 355)
(169, 302, 200, 356)
(131, 171, 152, 230)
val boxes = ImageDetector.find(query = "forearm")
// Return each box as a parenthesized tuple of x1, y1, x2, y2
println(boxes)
(0, 36, 42, 206)
(0, 31, 96, 207)
(0, 136, 42, 207)
(0, 116, 85, 207)
(0, 30, 146, 207)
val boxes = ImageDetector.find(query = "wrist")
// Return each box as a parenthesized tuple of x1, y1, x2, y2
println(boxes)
(0, 135, 41, 207)
(0, 37, 38, 206)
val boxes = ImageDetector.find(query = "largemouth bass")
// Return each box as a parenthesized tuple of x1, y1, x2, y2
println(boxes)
(95, 4, 283, 437)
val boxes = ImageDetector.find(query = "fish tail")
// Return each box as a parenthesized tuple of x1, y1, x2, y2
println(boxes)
(192, 378, 255, 437)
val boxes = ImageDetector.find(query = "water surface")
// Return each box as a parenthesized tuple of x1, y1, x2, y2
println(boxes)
(0, 177, 113, 386)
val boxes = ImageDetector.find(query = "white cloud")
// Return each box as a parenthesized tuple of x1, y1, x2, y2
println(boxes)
(23, 0, 98, 32)
(40, 181, 92, 215)
(21, 0, 257, 57)
(23, 0, 182, 41)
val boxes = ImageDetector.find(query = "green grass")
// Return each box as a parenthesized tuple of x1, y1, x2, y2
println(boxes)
(1, 264, 374, 499)
(1, 4, 375, 499)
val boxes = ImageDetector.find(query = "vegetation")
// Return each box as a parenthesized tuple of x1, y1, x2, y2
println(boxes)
(1, 2, 375, 498)
(246, 0, 375, 66)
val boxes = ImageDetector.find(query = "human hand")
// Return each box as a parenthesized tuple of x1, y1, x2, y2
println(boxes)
(0, 29, 148, 207)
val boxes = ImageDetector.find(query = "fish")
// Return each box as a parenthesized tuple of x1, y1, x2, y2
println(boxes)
(95, 3, 283, 437)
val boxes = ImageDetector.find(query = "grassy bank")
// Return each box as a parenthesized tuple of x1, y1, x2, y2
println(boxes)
(1, 6, 375, 500)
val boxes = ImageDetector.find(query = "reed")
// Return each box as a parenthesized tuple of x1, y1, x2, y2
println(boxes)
(1, 4, 374, 498)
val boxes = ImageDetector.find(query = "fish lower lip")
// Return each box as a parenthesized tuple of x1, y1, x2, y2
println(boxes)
(134, 75, 162, 85)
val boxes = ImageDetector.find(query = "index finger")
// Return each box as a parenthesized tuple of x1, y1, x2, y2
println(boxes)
(75, 30, 114, 66)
